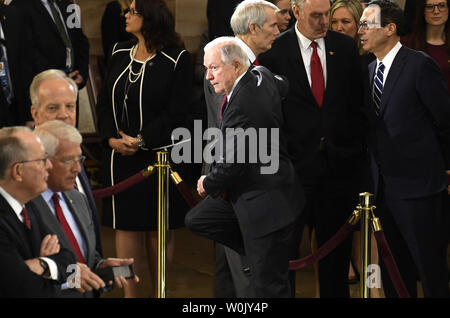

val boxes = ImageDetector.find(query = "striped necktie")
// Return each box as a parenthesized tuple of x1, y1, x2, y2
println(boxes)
(373, 62, 385, 116)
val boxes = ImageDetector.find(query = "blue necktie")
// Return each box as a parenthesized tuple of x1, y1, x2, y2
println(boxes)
(373, 62, 385, 116)
(0, 40, 13, 105)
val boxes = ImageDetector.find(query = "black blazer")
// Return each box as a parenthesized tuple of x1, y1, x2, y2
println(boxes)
(203, 66, 305, 238)
(11, 0, 90, 88)
(365, 45, 450, 199)
(0, 195, 76, 297)
(259, 28, 367, 183)
(0, 4, 33, 126)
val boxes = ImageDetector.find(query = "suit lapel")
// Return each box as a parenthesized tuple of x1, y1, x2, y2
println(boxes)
(0, 195, 33, 258)
(36, 0, 66, 44)
(28, 195, 70, 250)
(379, 46, 407, 117)
(286, 28, 317, 107)
(322, 33, 338, 108)
(63, 191, 91, 263)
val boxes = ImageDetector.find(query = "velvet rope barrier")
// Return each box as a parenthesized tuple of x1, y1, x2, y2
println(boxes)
(373, 230, 411, 298)
(92, 165, 155, 200)
(170, 171, 201, 208)
(289, 214, 359, 270)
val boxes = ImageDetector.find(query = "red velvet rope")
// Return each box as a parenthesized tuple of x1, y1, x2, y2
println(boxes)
(92, 171, 147, 200)
(289, 221, 358, 270)
(175, 181, 200, 208)
(373, 231, 411, 298)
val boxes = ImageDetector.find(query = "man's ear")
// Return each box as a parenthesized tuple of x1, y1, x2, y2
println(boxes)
(11, 163, 23, 182)
(292, 5, 302, 20)
(248, 22, 259, 34)
(386, 22, 397, 37)
(30, 105, 38, 123)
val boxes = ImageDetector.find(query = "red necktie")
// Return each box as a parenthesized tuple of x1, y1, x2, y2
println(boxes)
(52, 193, 86, 263)
(21, 208, 31, 230)
(220, 95, 228, 121)
(310, 41, 324, 107)
(253, 58, 259, 66)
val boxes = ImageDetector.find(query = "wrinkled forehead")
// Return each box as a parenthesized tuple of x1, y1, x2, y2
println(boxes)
(361, 4, 381, 24)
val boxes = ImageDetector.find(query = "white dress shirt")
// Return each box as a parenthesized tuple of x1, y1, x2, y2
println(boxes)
(294, 22, 328, 88)
(374, 41, 403, 86)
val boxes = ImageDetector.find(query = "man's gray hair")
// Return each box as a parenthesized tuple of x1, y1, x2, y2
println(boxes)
(0, 127, 33, 180)
(204, 37, 251, 69)
(34, 120, 82, 157)
(231, 0, 279, 35)
(291, 0, 306, 10)
(30, 69, 78, 109)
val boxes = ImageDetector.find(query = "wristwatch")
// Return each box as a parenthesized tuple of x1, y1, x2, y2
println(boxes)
(38, 258, 50, 279)
(136, 133, 146, 149)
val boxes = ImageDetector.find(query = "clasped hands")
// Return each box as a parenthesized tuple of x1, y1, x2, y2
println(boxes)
(108, 130, 139, 156)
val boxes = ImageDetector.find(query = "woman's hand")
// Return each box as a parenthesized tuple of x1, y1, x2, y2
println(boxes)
(108, 130, 139, 156)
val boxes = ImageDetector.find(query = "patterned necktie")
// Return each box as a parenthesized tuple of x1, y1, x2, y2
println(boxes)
(0, 40, 13, 105)
(373, 62, 385, 116)
(310, 41, 324, 107)
(52, 193, 86, 263)
(220, 95, 228, 121)
(48, 0, 74, 71)
(21, 208, 31, 230)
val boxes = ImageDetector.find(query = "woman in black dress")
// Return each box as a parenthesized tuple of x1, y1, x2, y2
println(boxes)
(96, 0, 192, 297)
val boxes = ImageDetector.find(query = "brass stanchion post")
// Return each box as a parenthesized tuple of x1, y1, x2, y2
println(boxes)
(156, 150, 170, 298)
(359, 192, 374, 298)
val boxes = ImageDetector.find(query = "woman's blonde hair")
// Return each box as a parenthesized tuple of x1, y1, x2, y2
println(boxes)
(329, 0, 364, 54)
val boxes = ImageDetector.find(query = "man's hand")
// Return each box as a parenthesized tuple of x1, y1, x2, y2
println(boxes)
(40, 234, 60, 257)
(73, 263, 106, 293)
(99, 258, 139, 288)
(24, 258, 44, 275)
(197, 175, 207, 197)
(68, 70, 83, 86)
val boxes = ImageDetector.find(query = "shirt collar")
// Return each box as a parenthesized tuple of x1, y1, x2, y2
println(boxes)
(234, 36, 257, 64)
(295, 21, 326, 51)
(227, 70, 247, 102)
(377, 41, 402, 70)
(0, 186, 24, 220)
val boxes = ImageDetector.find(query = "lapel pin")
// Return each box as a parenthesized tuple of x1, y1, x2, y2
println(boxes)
(148, 62, 153, 66)
(329, 51, 335, 55)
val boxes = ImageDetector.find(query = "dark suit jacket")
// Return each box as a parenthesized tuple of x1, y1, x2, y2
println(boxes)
(365, 45, 450, 199)
(78, 166, 102, 257)
(26, 189, 102, 298)
(203, 66, 305, 238)
(0, 194, 76, 297)
(0, 4, 33, 126)
(11, 0, 90, 88)
(259, 28, 367, 184)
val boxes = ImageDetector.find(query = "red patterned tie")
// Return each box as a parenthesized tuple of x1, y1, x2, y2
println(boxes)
(21, 208, 31, 230)
(310, 41, 324, 107)
(52, 193, 86, 263)
(220, 95, 228, 121)
(253, 58, 259, 66)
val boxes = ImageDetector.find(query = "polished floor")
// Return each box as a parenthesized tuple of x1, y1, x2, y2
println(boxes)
(100, 226, 380, 298)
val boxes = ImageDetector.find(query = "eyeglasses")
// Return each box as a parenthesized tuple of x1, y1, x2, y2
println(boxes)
(16, 153, 49, 166)
(357, 21, 381, 30)
(125, 8, 141, 16)
(55, 155, 86, 167)
(425, 2, 448, 12)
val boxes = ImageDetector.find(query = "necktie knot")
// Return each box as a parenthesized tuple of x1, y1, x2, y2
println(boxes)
(311, 41, 318, 51)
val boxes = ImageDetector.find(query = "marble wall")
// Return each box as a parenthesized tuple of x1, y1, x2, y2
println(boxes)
(77, 0, 207, 56)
